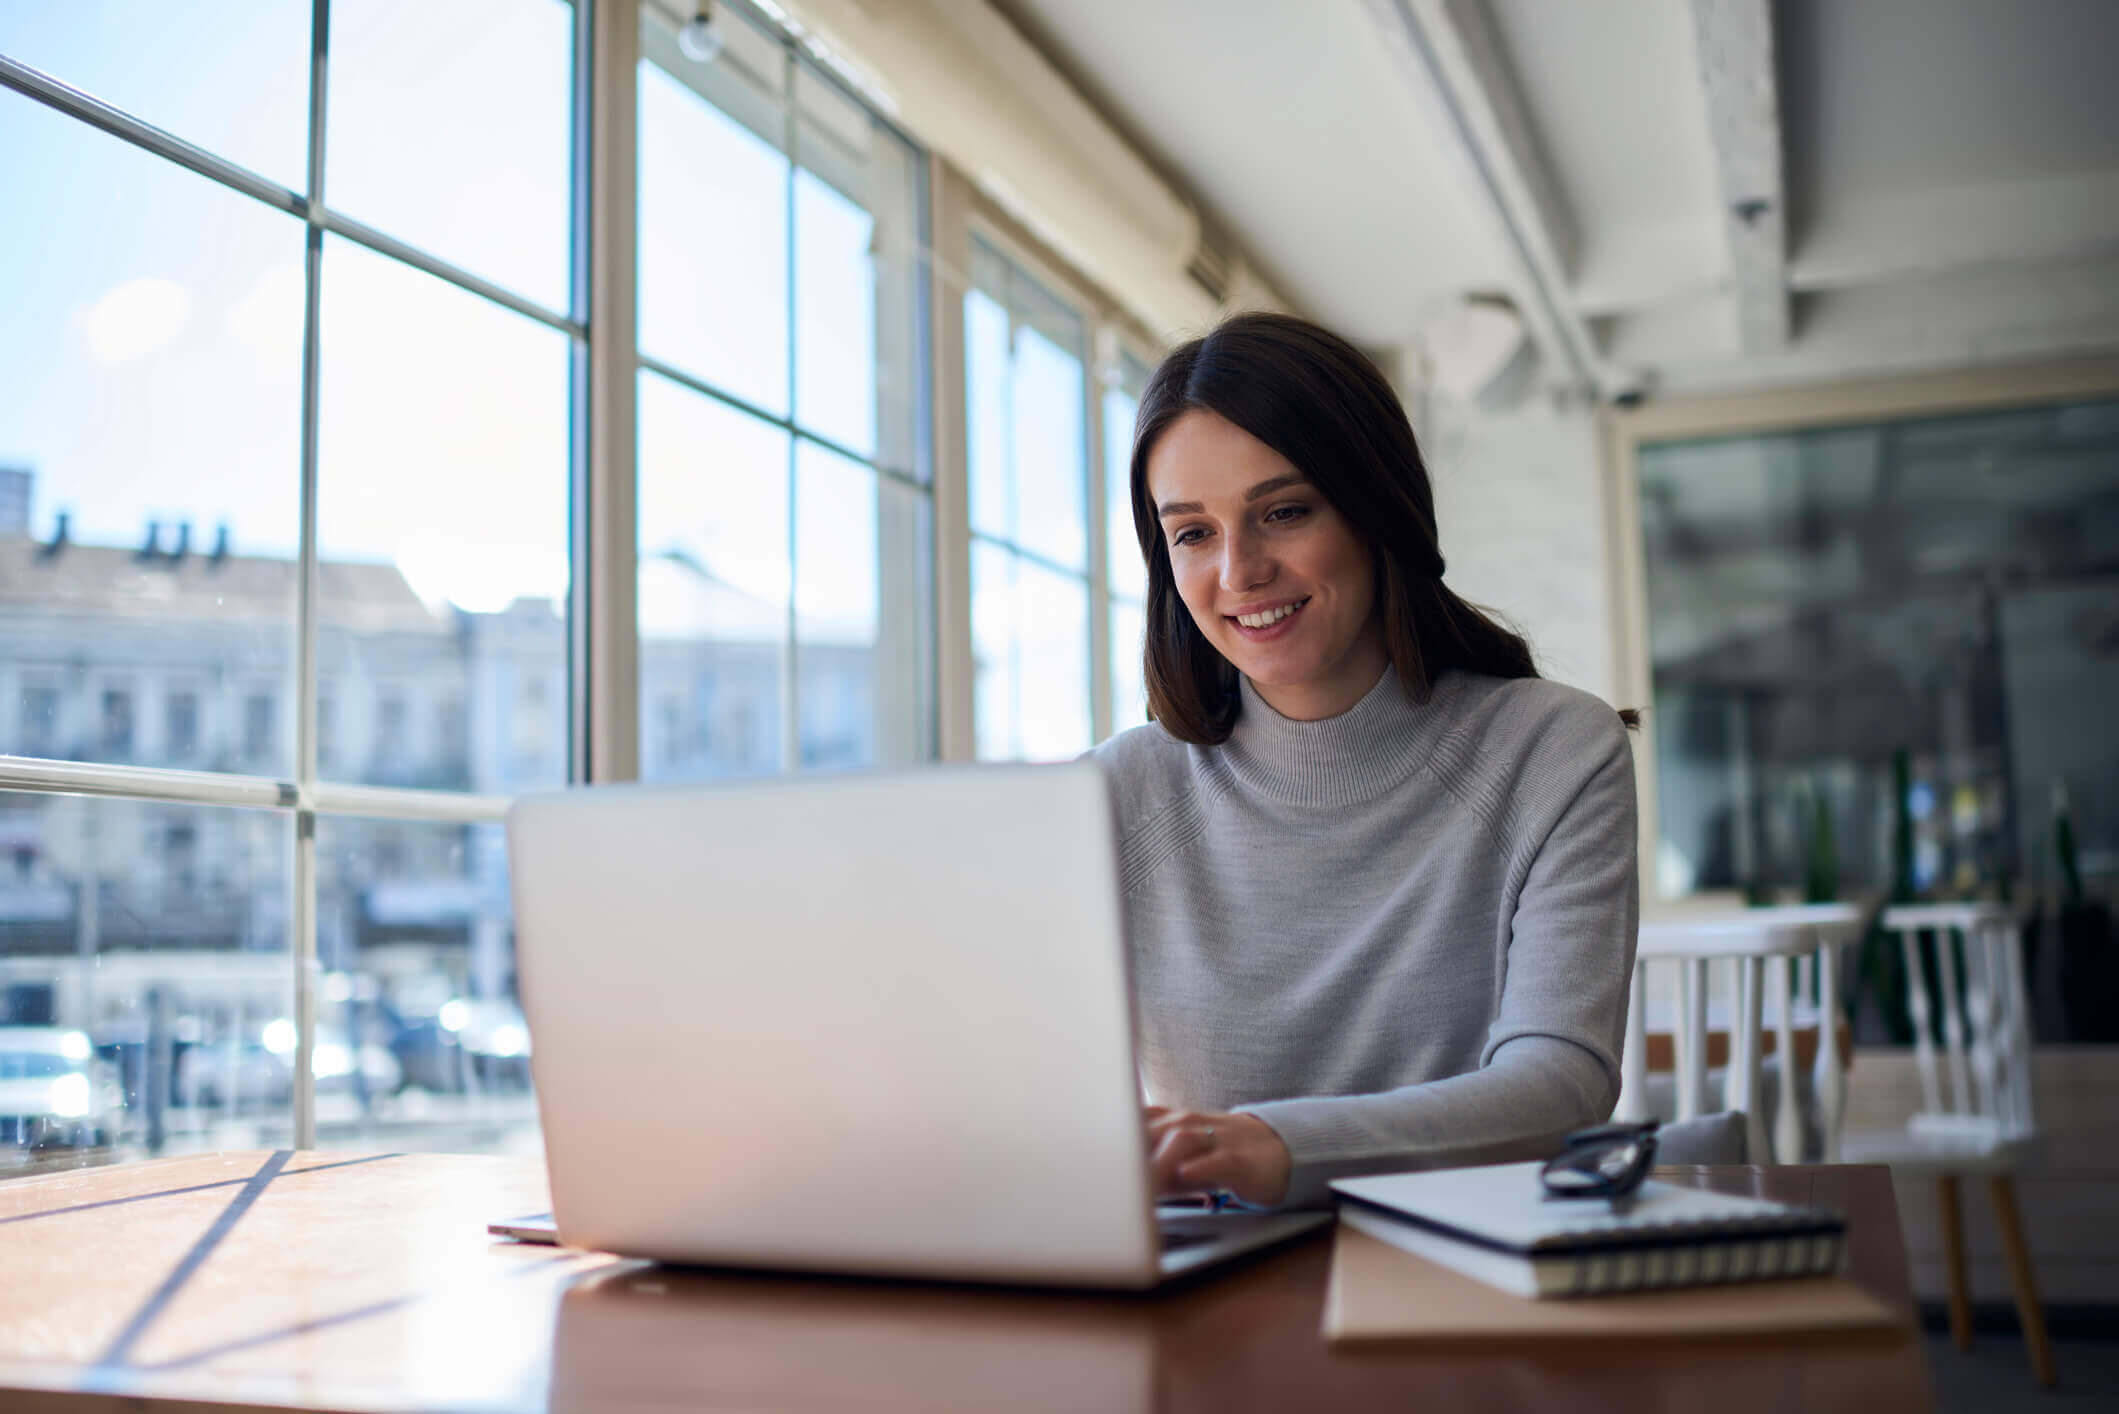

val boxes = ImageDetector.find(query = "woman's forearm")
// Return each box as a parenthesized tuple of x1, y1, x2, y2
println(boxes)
(1237, 1034, 1616, 1207)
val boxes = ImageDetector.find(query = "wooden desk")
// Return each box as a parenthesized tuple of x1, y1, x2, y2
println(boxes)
(0, 1154, 1931, 1412)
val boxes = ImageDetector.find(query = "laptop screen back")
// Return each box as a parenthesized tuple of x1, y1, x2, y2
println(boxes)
(507, 762, 1160, 1286)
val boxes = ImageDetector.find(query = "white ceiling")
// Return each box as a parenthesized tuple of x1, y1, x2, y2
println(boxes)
(996, 0, 2119, 400)
(987, 0, 1508, 341)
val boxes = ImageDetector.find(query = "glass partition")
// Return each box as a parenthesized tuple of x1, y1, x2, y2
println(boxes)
(1639, 398, 2119, 904)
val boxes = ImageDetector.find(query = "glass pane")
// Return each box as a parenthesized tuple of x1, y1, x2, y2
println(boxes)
(1109, 596, 1148, 738)
(965, 242, 1089, 568)
(314, 817, 537, 1154)
(971, 541, 1019, 762)
(638, 5, 791, 415)
(637, 370, 790, 781)
(326, 0, 574, 312)
(1019, 557, 1091, 761)
(791, 67, 924, 472)
(317, 235, 571, 794)
(1639, 400, 2119, 905)
(0, 793, 291, 1173)
(1104, 367, 1148, 603)
(794, 445, 929, 770)
(965, 288, 1012, 543)
(972, 543, 1089, 762)
(0, 91, 300, 775)
(1013, 323, 1088, 570)
(793, 166, 875, 456)
(0, 2, 312, 193)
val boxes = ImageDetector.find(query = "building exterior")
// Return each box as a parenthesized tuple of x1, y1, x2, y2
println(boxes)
(0, 471, 879, 1149)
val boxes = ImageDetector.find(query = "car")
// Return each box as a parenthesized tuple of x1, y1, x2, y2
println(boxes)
(174, 1020, 403, 1109)
(0, 1026, 118, 1150)
(391, 997, 534, 1094)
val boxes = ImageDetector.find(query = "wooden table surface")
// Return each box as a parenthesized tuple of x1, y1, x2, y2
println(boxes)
(0, 1153, 1931, 1413)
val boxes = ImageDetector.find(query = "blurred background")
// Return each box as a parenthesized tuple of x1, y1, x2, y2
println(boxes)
(1, 0, 2114, 1351)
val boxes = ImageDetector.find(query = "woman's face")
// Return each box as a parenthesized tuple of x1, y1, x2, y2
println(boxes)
(1145, 408, 1388, 721)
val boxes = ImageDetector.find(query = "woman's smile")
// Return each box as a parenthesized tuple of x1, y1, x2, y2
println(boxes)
(1227, 596, 1310, 638)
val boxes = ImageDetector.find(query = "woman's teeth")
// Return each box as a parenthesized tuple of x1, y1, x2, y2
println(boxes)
(1235, 600, 1306, 629)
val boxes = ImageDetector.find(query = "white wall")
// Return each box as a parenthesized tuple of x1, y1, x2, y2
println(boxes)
(1415, 391, 1620, 706)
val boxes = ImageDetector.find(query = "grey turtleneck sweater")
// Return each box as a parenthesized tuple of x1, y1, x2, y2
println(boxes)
(1089, 665, 1638, 1207)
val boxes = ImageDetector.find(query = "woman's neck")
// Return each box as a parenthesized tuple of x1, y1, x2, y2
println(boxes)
(1245, 631, 1391, 721)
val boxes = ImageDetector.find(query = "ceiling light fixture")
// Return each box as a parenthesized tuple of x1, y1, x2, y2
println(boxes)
(678, 2, 725, 63)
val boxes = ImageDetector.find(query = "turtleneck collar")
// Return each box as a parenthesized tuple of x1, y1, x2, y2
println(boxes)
(1220, 662, 1465, 808)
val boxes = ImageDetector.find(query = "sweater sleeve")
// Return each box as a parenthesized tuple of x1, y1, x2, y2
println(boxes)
(1236, 719, 1639, 1208)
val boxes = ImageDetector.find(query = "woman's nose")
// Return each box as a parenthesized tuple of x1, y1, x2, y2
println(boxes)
(1218, 530, 1274, 593)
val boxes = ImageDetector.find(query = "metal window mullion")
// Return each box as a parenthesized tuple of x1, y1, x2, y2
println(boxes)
(587, 0, 640, 782)
(636, 352, 920, 485)
(966, 530, 1091, 587)
(1001, 310, 1021, 756)
(780, 39, 800, 776)
(306, 781, 511, 823)
(928, 160, 976, 763)
(0, 759, 511, 824)
(0, 54, 303, 218)
(316, 206, 581, 339)
(291, 0, 333, 1153)
(1085, 325, 1112, 745)
(565, 0, 594, 785)
(0, 58, 576, 348)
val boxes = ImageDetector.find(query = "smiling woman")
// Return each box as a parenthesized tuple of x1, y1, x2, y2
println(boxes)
(1094, 312, 1641, 1208)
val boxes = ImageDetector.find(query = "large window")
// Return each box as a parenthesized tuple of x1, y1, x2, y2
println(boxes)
(0, 0, 580, 1167)
(1638, 398, 2119, 906)
(2, 0, 1177, 1171)
(635, 1, 933, 779)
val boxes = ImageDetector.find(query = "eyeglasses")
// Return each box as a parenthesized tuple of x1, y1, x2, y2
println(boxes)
(1539, 1119, 1659, 1209)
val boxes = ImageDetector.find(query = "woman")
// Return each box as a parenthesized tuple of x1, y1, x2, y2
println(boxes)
(1092, 312, 1639, 1209)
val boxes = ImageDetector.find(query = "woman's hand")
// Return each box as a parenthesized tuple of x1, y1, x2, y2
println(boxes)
(1144, 1105, 1292, 1208)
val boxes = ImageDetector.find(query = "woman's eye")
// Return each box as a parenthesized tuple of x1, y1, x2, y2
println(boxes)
(1171, 526, 1207, 547)
(1265, 504, 1310, 525)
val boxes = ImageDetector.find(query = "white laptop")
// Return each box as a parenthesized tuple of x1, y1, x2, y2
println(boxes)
(497, 761, 1328, 1288)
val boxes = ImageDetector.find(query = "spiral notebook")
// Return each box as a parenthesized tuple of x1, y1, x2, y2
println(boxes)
(1330, 1160, 1847, 1300)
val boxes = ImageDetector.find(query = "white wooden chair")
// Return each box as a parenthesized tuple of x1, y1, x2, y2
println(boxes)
(1841, 902, 2052, 1387)
(1616, 904, 1865, 1167)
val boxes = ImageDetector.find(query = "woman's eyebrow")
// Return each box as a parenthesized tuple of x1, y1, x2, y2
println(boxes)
(1157, 475, 1307, 519)
(1242, 475, 1305, 502)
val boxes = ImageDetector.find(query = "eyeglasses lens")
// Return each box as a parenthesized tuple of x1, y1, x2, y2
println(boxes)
(1544, 1137, 1646, 1195)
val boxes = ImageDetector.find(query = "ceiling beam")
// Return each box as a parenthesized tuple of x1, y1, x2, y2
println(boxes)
(1791, 172, 2119, 292)
(1689, 0, 1789, 350)
(1364, 0, 1603, 394)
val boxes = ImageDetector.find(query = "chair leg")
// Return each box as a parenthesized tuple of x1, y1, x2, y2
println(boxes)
(1936, 1176, 1973, 1352)
(1988, 1175, 2057, 1387)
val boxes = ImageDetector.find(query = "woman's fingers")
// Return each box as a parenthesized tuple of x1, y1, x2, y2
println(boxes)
(1173, 1147, 1242, 1191)
(1149, 1120, 1218, 1194)
(1143, 1110, 1293, 1206)
(1183, 1114, 1294, 1207)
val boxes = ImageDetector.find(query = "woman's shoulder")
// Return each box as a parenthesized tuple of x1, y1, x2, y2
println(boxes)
(1442, 672, 1633, 771)
(1085, 719, 1203, 832)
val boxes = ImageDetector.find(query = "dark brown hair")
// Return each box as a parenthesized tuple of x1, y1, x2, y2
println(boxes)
(1127, 311, 1639, 743)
